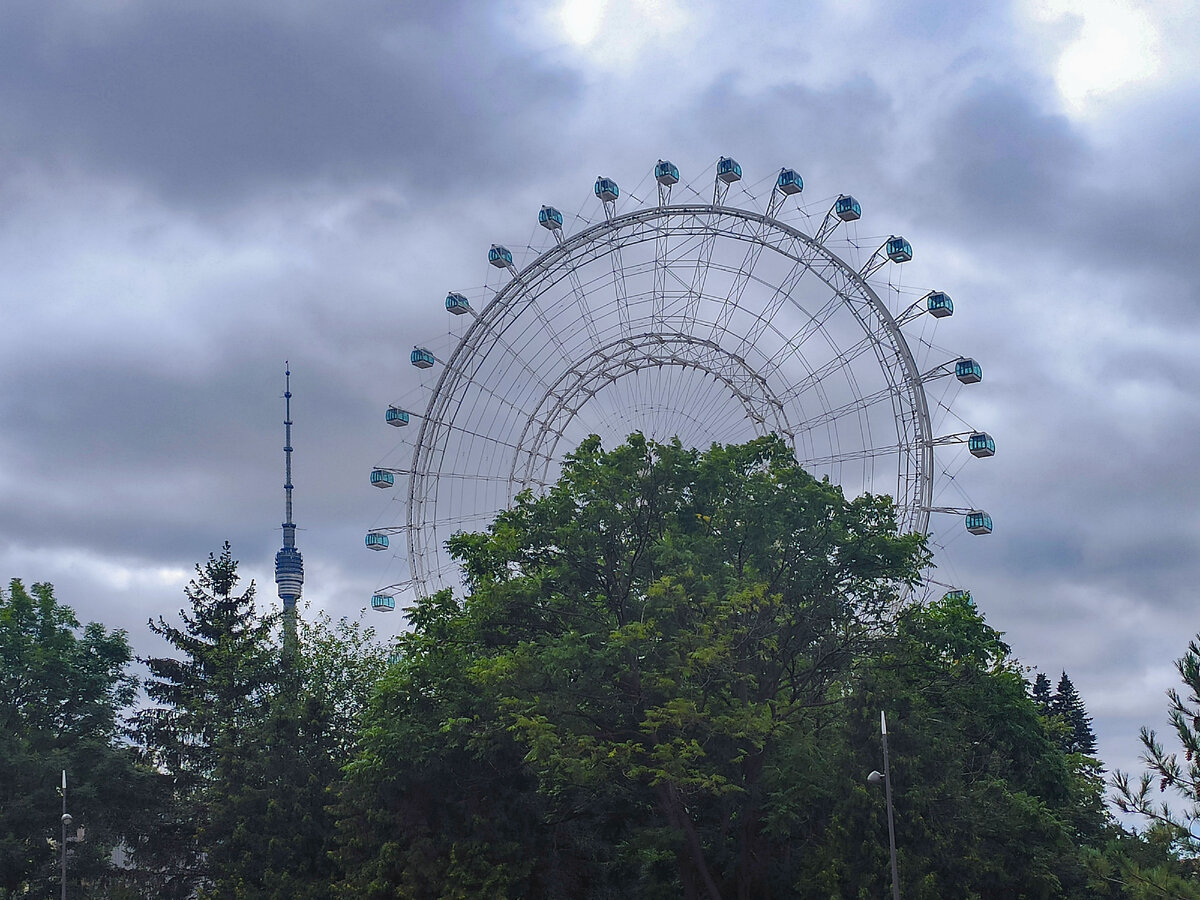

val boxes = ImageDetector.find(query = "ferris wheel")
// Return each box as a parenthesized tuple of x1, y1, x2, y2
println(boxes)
(366, 158, 994, 610)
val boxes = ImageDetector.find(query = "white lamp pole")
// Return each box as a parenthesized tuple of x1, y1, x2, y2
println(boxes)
(60, 769, 70, 900)
(867, 711, 901, 900)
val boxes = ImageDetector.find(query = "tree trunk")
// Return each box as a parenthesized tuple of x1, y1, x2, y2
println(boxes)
(736, 750, 768, 900)
(657, 781, 723, 900)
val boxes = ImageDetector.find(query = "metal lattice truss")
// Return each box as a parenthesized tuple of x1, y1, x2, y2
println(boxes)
(382, 190, 970, 599)
(510, 332, 794, 492)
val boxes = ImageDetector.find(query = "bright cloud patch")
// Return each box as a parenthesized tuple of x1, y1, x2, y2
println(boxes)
(1023, 0, 1162, 113)
(559, 0, 606, 45)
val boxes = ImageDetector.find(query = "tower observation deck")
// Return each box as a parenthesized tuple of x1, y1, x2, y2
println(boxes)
(275, 364, 304, 611)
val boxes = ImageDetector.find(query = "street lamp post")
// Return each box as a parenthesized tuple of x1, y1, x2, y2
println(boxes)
(867, 710, 901, 900)
(60, 769, 70, 900)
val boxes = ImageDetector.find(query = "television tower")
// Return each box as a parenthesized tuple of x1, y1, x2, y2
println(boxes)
(275, 364, 304, 647)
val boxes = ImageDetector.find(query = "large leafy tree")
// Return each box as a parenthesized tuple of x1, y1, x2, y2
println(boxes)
(0, 579, 153, 897)
(337, 434, 929, 898)
(809, 593, 1118, 899)
(211, 610, 389, 900)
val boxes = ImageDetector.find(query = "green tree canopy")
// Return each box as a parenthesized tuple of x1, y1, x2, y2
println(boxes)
(813, 592, 1118, 899)
(338, 434, 930, 898)
(130, 545, 389, 900)
(0, 578, 153, 897)
(214, 608, 389, 900)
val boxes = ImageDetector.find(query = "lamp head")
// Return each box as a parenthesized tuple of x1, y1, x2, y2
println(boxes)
(61, 813, 72, 826)
(867, 770, 885, 785)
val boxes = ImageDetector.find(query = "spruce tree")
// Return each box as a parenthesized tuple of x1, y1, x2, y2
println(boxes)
(131, 543, 277, 896)
(1031, 671, 1053, 714)
(1051, 671, 1098, 756)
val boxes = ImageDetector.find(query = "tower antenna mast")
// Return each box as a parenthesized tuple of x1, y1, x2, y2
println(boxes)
(275, 363, 304, 650)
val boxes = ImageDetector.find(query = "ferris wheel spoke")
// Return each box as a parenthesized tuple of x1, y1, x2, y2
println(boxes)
(773, 329, 889, 406)
(515, 333, 793, 488)
(706, 219, 771, 344)
(544, 214, 605, 350)
(498, 259, 591, 376)
(449, 322, 559, 415)
(652, 219, 673, 330)
(791, 383, 899, 438)
(599, 236, 631, 337)
(560, 251, 604, 349)
(426, 507, 503, 535)
(734, 252, 816, 355)
(376, 466, 522, 484)
(758, 289, 847, 379)
(680, 212, 725, 332)
(390, 413, 528, 456)
(455, 317, 613, 446)
(799, 442, 910, 467)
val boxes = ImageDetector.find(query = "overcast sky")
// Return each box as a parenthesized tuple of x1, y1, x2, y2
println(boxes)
(2, 0, 1198, 790)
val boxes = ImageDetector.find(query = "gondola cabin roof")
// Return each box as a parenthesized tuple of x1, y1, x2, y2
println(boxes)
(488, 244, 513, 268)
(965, 510, 993, 535)
(835, 195, 861, 221)
(955, 358, 982, 384)
(886, 236, 913, 263)
(927, 291, 953, 318)
(716, 156, 742, 183)
(655, 160, 679, 185)
(968, 432, 995, 458)
(594, 177, 619, 202)
(777, 168, 803, 195)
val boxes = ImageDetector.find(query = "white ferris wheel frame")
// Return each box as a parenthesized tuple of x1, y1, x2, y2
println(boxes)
(372, 164, 988, 602)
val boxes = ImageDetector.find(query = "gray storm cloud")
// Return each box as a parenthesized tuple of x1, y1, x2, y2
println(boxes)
(0, 0, 1196, 788)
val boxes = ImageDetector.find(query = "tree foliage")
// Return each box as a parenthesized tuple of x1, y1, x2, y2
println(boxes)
(816, 593, 1117, 899)
(223, 609, 389, 900)
(130, 544, 388, 900)
(339, 434, 927, 897)
(1113, 635, 1200, 896)
(1029, 670, 1099, 758)
(336, 434, 1154, 899)
(1052, 672, 1099, 756)
(0, 578, 153, 897)
(5, 440, 1186, 897)
(1033, 671, 1054, 713)
(130, 544, 280, 897)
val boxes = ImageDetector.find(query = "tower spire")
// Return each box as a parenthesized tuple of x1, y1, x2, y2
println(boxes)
(275, 363, 304, 626)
